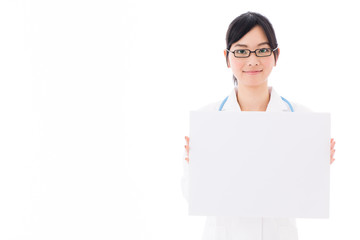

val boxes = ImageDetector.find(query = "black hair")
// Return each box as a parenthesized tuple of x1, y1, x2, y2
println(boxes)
(225, 12, 279, 85)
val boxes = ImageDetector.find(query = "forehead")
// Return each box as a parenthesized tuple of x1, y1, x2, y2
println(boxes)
(232, 25, 269, 48)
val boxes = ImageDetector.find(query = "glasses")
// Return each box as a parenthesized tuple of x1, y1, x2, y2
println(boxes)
(226, 47, 278, 58)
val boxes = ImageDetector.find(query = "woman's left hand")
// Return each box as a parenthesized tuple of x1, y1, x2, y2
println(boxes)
(330, 138, 336, 165)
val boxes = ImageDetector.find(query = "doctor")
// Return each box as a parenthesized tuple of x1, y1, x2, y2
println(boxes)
(182, 12, 336, 240)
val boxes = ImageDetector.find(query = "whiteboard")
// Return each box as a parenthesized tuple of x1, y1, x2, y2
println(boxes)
(189, 112, 330, 218)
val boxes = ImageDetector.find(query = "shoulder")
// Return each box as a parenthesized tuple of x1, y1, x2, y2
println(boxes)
(197, 100, 223, 111)
(291, 101, 312, 112)
(197, 89, 236, 111)
(271, 87, 312, 113)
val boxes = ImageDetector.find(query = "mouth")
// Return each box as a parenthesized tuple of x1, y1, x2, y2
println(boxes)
(243, 70, 263, 75)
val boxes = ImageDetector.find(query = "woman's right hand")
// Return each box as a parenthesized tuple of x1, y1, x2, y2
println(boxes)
(184, 136, 189, 163)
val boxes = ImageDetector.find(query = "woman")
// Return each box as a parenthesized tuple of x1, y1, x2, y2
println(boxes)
(182, 12, 336, 240)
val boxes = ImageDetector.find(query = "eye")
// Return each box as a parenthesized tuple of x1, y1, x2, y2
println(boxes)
(234, 49, 250, 57)
(259, 48, 269, 53)
(256, 48, 273, 57)
(235, 49, 248, 55)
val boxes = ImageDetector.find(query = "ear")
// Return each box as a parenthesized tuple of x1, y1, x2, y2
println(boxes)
(274, 47, 280, 66)
(224, 49, 230, 68)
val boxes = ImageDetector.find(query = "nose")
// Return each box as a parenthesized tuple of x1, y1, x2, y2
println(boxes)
(246, 52, 260, 66)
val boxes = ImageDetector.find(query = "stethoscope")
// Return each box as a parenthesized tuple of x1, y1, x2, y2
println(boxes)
(218, 95, 294, 112)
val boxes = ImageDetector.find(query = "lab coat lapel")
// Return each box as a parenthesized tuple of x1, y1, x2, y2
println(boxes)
(220, 87, 241, 111)
(266, 87, 289, 112)
(221, 86, 289, 112)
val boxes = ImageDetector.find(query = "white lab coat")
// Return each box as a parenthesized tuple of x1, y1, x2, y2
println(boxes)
(181, 86, 311, 240)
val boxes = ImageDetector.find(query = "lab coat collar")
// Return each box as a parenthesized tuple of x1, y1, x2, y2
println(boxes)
(221, 86, 289, 112)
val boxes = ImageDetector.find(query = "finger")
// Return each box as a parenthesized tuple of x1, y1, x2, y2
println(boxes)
(330, 149, 335, 156)
(185, 156, 189, 163)
(185, 136, 190, 153)
(330, 150, 335, 163)
(184, 145, 189, 154)
(330, 158, 335, 164)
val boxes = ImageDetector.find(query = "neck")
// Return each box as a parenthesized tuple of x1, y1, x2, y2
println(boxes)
(236, 84, 270, 111)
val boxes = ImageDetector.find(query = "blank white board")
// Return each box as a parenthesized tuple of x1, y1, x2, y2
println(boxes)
(189, 112, 330, 218)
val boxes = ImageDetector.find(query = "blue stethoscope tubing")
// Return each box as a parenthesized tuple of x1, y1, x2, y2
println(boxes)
(218, 96, 294, 112)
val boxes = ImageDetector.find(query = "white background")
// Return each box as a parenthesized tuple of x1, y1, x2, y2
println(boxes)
(0, 0, 359, 239)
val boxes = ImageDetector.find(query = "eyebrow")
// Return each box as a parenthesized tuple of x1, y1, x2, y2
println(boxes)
(233, 42, 270, 48)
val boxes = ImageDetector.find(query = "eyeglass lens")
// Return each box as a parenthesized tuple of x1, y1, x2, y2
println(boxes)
(234, 48, 273, 58)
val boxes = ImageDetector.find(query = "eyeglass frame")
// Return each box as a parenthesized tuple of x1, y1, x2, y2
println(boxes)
(226, 47, 278, 58)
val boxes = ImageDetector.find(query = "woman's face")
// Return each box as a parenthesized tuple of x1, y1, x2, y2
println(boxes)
(225, 25, 279, 88)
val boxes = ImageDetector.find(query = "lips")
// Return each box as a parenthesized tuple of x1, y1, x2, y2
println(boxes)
(243, 70, 262, 73)
(243, 70, 263, 75)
